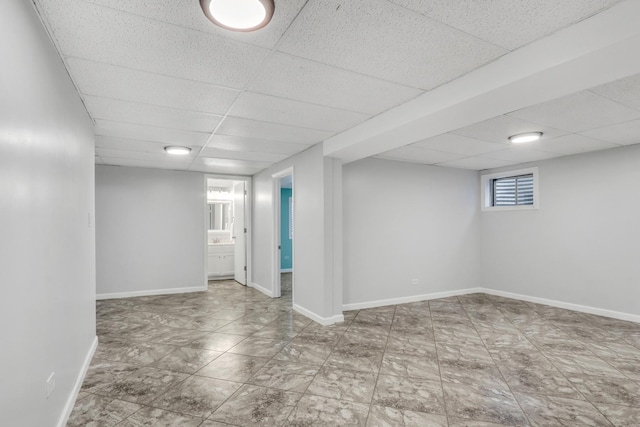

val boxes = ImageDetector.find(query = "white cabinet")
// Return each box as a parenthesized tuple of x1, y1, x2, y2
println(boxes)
(208, 244, 234, 278)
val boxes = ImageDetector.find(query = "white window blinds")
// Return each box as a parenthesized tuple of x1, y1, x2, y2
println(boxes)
(492, 174, 534, 206)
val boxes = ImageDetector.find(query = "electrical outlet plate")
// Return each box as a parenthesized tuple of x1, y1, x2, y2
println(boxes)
(46, 372, 55, 398)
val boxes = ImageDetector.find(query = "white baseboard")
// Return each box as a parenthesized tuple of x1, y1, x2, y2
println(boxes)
(293, 304, 344, 326)
(96, 285, 207, 300)
(280, 268, 293, 273)
(57, 335, 98, 427)
(343, 287, 483, 311)
(480, 288, 640, 324)
(250, 282, 274, 298)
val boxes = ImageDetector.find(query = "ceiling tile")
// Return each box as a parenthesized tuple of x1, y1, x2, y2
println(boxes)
(387, 0, 622, 50)
(480, 147, 559, 163)
(198, 147, 289, 163)
(95, 120, 211, 146)
(208, 135, 312, 155)
(507, 90, 640, 132)
(99, 156, 192, 170)
(81, 0, 307, 49)
(376, 146, 464, 164)
(580, 119, 640, 145)
(67, 58, 239, 114)
(590, 72, 640, 111)
(95, 136, 185, 153)
(192, 157, 271, 171)
(413, 133, 509, 156)
(248, 52, 423, 114)
(38, 0, 270, 89)
(188, 164, 264, 176)
(531, 133, 620, 155)
(276, 0, 507, 90)
(96, 148, 196, 162)
(452, 115, 568, 144)
(228, 92, 370, 133)
(216, 117, 332, 144)
(84, 96, 221, 133)
(437, 156, 517, 170)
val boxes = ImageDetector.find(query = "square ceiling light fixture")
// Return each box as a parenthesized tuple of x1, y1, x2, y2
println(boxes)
(200, 0, 275, 32)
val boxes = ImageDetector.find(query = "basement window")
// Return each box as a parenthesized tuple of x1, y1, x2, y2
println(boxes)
(481, 167, 539, 211)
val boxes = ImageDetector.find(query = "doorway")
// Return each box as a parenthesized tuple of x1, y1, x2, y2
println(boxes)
(273, 168, 294, 299)
(205, 176, 250, 286)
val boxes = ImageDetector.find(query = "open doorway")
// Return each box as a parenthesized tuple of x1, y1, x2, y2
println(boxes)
(205, 177, 249, 286)
(273, 168, 294, 299)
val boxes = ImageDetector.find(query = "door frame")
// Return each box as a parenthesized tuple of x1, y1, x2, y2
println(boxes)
(272, 167, 294, 299)
(203, 174, 252, 287)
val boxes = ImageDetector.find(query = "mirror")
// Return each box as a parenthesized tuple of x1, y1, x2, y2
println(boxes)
(208, 201, 231, 231)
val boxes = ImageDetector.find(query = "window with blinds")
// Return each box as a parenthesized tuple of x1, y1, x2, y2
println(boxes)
(492, 174, 534, 206)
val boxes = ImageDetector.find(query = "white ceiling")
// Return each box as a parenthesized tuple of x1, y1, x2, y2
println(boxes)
(32, 0, 640, 174)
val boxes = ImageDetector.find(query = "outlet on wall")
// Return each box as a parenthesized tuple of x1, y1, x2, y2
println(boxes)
(46, 372, 55, 398)
(411, 278, 419, 286)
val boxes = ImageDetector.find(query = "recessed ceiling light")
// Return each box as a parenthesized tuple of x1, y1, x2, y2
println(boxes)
(164, 146, 192, 155)
(200, 0, 275, 32)
(509, 132, 543, 144)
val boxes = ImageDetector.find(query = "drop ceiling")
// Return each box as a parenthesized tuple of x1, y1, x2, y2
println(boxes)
(32, 0, 640, 174)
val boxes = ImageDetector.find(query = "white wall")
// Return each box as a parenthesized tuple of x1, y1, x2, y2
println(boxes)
(96, 166, 206, 297)
(343, 158, 481, 308)
(0, 1, 96, 426)
(252, 144, 343, 322)
(481, 145, 640, 318)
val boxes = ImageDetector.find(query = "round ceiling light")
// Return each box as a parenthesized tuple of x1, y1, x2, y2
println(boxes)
(164, 146, 192, 155)
(509, 132, 543, 144)
(200, 0, 275, 32)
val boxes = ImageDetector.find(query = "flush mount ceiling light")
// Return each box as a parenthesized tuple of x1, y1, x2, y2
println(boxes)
(164, 146, 192, 155)
(200, 0, 275, 32)
(509, 132, 543, 144)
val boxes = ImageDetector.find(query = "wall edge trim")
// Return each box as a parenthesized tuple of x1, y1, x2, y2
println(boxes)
(293, 304, 344, 326)
(96, 286, 207, 300)
(343, 288, 483, 311)
(57, 335, 98, 427)
(250, 282, 274, 298)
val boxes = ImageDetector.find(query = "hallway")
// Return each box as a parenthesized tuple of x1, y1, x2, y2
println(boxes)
(68, 281, 640, 426)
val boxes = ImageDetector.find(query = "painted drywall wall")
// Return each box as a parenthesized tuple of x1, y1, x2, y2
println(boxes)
(343, 158, 481, 307)
(481, 144, 640, 317)
(96, 166, 206, 297)
(0, 2, 96, 425)
(252, 144, 342, 321)
(280, 188, 293, 270)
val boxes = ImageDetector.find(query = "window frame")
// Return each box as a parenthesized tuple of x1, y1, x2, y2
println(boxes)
(480, 167, 539, 212)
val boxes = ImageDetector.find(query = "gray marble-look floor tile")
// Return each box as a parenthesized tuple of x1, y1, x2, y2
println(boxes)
(306, 367, 377, 404)
(489, 348, 556, 370)
(385, 333, 436, 356)
(285, 394, 369, 426)
(116, 407, 204, 427)
(187, 332, 247, 352)
(196, 353, 270, 382)
(151, 375, 241, 418)
(366, 405, 447, 427)
(380, 352, 440, 381)
(80, 360, 139, 393)
(439, 360, 509, 392)
(373, 374, 445, 414)
(248, 359, 318, 392)
(437, 341, 494, 365)
(209, 384, 301, 426)
(227, 336, 289, 358)
(66, 394, 140, 427)
(499, 366, 583, 400)
(447, 420, 516, 427)
(94, 367, 188, 405)
(94, 340, 177, 366)
(153, 347, 222, 374)
(442, 382, 528, 426)
(515, 393, 613, 427)
(544, 351, 627, 378)
(593, 403, 640, 427)
(566, 373, 640, 406)
(273, 340, 334, 365)
(324, 344, 384, 374)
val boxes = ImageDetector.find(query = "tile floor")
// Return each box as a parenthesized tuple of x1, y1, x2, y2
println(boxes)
(68, 279, 640, 426)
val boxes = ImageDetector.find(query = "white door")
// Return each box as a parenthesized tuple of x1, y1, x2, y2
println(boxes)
(233, 182, 246, 285)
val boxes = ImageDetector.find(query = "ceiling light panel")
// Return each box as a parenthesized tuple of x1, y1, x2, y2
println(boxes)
(277, 0, 507, 90)
(67, 58, 240, 115)
(386, 0, 622, 50)
(228, 92, 370, 133)
(507, 90, 640, 132)
(452, 115, 568, 143)
(38, 0, 270, 89)
(216, 117, 333, 144)
(248, 52, 423, 115)
(84, 96, 222, 133)
(95, 120, 211, 146)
